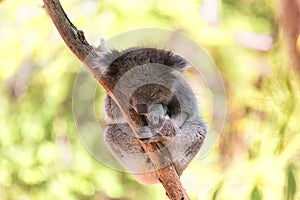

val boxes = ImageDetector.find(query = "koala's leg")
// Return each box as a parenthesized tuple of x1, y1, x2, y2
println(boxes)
(164, 120, 207, 176)
(104, 123, 160, 184)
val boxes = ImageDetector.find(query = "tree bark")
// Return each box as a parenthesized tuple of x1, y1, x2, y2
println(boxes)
(43, 0, 190, 199)
(280, 0, 300, 71)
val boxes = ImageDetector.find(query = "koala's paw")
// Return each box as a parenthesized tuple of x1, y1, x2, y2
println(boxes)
(159, 119, 178, 138)
(147, 104, 167, 132)
(138, 126, 161, 143)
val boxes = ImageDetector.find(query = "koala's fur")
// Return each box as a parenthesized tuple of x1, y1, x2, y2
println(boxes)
(99, 47, 207, 184)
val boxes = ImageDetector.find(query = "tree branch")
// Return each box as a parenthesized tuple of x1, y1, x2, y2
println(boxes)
(43, 0, 190, 199)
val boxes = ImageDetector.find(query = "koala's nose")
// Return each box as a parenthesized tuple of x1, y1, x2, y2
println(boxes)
(136, 104, 148, 114)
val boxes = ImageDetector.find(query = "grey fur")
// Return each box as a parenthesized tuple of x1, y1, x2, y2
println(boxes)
(102, 47, 207, 184)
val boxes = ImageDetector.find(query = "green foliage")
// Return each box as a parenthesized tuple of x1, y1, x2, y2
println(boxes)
(285, 163, 297, 200)
(211, 182, 223, 200)
(251, 186, 262, 200)
(0, 0, 299, 199)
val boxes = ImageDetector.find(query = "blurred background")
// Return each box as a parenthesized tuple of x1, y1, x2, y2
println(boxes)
(0, 0, 299, 199)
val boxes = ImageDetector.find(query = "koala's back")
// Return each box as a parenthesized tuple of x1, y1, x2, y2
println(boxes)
(98, 47, 188, 82)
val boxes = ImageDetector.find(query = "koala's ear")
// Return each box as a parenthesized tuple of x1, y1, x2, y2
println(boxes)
(166, 54, 189, 72)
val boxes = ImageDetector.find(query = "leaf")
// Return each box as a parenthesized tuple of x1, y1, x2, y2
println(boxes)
(211, 182, 223, 200)
(251, 186, 262, 200)
(286, 164, 297, 200)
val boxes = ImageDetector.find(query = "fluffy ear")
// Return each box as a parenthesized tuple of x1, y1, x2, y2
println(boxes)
(164, 54, 189, 72)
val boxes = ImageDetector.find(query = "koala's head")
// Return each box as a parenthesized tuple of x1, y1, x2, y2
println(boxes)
(130, 83, 174, 115)
(101, 47, 188, 114)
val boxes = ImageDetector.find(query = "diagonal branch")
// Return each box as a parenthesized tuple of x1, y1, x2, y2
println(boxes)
(43, 0, 190, 199)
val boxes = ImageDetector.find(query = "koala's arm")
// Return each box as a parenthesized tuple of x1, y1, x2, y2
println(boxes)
(145, 111, 206, 176)
(164, 120, 206, 176)
(145, 81, 207, 176)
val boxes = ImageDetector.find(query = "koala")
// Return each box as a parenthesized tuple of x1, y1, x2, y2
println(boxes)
(99, 47, 207, 184)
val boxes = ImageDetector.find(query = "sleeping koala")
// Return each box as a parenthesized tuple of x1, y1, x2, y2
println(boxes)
(98, 47, 207, 184)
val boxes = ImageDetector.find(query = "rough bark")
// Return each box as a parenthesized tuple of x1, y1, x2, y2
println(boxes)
(280, 0, 300, 71)
(43, 0, 190, 199)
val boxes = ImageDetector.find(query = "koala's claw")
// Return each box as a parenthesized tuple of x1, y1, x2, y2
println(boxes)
(139, 134, 161, 143)
(138, 126, 162, 143)
(138, 126, 155, 140)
